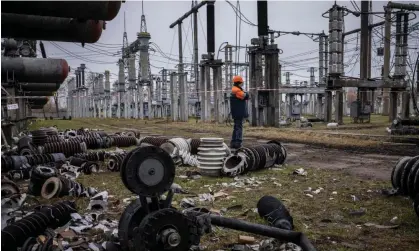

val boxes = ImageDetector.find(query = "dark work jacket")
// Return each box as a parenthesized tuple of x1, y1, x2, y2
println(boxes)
(230, 84, 249, 119)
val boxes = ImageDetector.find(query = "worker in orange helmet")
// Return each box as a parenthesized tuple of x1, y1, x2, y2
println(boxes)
(230, 75, 249, 149)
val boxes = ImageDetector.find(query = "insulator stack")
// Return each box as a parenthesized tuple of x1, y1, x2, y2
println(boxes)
(1, 178, 20, 198)
(123, 130, 138, 138)
(328, 5, 344, 76)
(110, 136, 138, 147)
(42, 127, 58, 136)
(20, 229, 56, 251)
(65, 130, 77, 138)
(1, 155, 14, 171)
(178, 149, 199, 167)
(198, 138, 229, 177)
(107, 152, 127, 172)
(28, 165, 59, 196)
(231, 141, 287, 176)
(168, 138, 191, 152)
(222, 154, 247, 177)
(31, 129, 48, 145)
(1, 201, 76, 250)
(69, 157, 99, 174)
(2, 155, 29, 172)
(39, 141, 87, 157)
(140, 136, 169, 147)
(17, 136, 37, 155)
(41, 176, 97, 199)
(6, 169, 31, 181)
(190, 138, 201, 155)
(77, 135, 105, 149)
(390, 155, 419, 219)
(24, 153, 66, 166)
(74, 151, 108, 161)
(46, 135, 63, 143)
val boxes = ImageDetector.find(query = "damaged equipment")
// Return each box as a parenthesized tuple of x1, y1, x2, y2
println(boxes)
(390, 155, 419, 219)
(119, 145, 315, 251)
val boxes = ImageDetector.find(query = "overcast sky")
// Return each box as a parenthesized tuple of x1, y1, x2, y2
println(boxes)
(44, 0, 419, 90)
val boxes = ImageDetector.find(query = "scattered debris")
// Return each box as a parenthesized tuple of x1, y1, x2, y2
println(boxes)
(293, 168, 307, 176)
(238, 235, 256, 244)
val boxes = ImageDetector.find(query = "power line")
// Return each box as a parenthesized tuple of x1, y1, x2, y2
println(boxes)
(48, 42, 117, 65)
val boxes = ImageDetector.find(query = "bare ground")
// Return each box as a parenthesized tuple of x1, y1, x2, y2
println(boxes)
(279, 142, 403, 181)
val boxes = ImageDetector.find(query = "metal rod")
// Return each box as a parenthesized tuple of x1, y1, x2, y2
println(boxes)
(343, 21, 385, 37)
(193, 2, 199, 103)
(178, 22, 187, 122)
(387, 2, 419, 11)
(169, 1, 208, 28)
(257, 0, 268, 36)
(359, 1, 369, 108)
(382, 6, 391, 116)
(206, 1, 215, 58)
(208, 215, 316, 251)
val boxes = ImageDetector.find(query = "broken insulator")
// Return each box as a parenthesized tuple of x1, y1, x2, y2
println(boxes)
(139, 136, 169, 147)
(41, 175, 97, 199)
(222, 154, 247, 177)
(74, 150, 108, 161)
(189, 138, 201, 155)
(24, 153, 66, 166)
(68, 157, 99, 174)
(107, 152, 127, 172)
(46, 135, 63, 143)
(391, 155, 419, 198)
(31, 129, 48, 146)
(257, 195, 294, 230)
(110, 135, 139, 147)
(1, 178, 20, 198)
(1, 155, 14, 171)
(38, 141, 87, 157)
(1, 201, 76, 250)
(28, 165, 59, 196)
(236, 141, 287, 172)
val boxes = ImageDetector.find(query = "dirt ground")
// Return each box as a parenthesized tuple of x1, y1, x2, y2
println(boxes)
(277, 142, 403, 181)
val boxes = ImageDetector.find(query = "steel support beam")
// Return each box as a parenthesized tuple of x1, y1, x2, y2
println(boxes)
(169, 1, 208, 28)
(359, 1, 369, 109)
(178, 23, 188, 122)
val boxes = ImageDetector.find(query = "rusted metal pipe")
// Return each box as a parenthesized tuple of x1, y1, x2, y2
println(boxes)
(2, 1, 122, 21)
(1, 13, 103, 43)
(1, 57, 69, 83)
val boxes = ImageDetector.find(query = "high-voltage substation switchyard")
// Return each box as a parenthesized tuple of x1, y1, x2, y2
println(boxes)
(2, 0, 419, 143)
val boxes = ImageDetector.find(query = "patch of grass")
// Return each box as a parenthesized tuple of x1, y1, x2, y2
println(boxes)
(41, 164, 418, 251)
(27, 118, 419, 250)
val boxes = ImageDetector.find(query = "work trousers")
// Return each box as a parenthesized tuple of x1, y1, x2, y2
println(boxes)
(230, 118, 243, 149)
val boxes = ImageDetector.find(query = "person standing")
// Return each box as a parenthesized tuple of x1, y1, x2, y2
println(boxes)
(229, 75, 249, 149)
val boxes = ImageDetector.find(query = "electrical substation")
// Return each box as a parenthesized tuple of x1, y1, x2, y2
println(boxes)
(1, 1, 419, 251)
(3, 1, 419, 136)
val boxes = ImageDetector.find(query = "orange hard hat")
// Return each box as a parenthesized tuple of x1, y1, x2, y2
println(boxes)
(232, 75, 243, 83)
